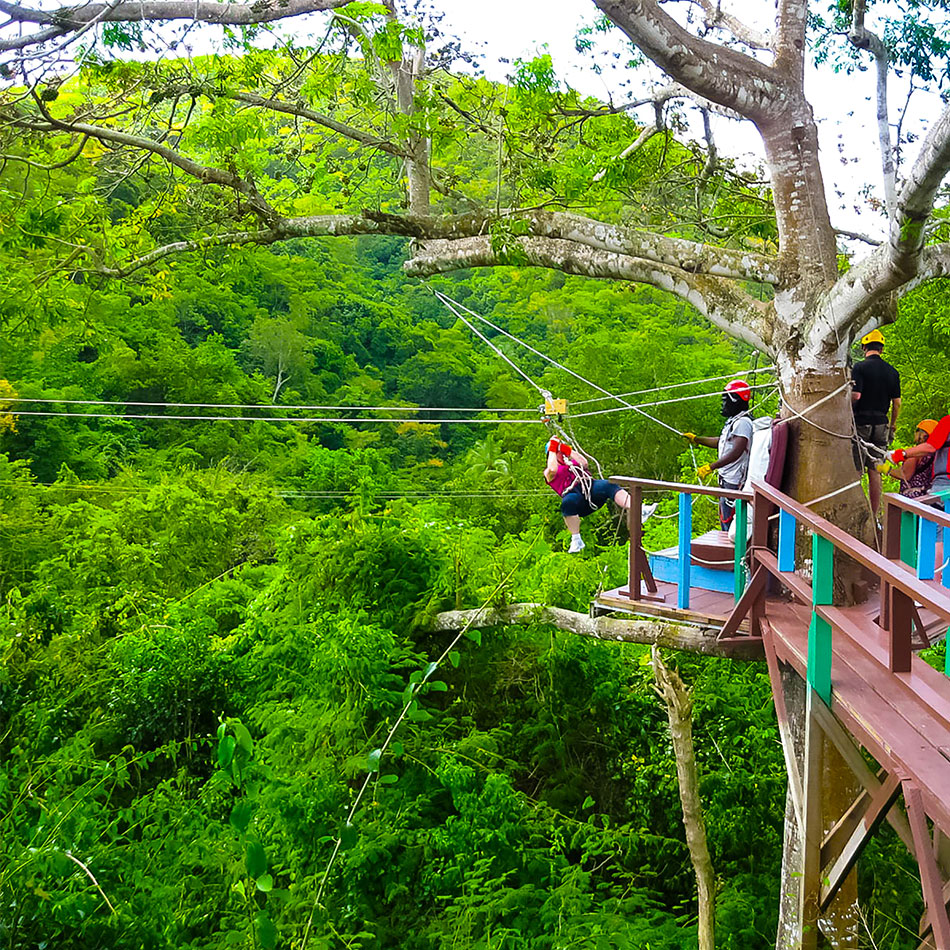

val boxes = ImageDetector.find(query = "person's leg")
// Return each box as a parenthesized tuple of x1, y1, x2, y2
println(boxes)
(560, 493, 588, 552)
(613, 488, 630, 509)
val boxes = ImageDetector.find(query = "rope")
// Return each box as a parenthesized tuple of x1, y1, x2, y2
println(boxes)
(433, 292, 549, 398)
(433, 289, 683, 436)
(571, 367, 777, 406)
(570, 382, 776, 419)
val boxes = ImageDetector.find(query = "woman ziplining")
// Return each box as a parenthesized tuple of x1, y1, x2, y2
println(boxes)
(543, 436, 656, 553)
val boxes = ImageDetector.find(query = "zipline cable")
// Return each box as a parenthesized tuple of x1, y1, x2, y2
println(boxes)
(4, 396, 537, 414)
(8, 409, 543, 425)
(570, 366, 776, 406)
(433, 289, 683, 436)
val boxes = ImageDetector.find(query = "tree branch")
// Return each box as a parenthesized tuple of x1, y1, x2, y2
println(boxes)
(848, 0, 895, 217)
(593, 0, 784, 121)
(405, 234, 773, 352)
(426, 603, 763, 659)
(0, 0, 352, 28)
(690, 0, 772, 51)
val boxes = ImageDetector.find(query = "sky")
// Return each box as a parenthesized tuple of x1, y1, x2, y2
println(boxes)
(431, 0, 928, 241)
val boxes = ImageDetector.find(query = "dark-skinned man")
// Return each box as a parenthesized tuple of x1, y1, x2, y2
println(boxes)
(852, 329, 901, 517)
(683, 380, 753, 530)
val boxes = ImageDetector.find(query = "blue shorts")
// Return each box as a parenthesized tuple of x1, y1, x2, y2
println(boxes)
(560, 480, 621, 517)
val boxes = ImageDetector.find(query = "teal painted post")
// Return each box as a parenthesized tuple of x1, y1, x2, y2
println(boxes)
(900, 510, 918, 569)
(918, 517, 937, 581)
(807, 533, 834, 705)
(734, 498, 747, 603)
(778, 509, 796, 572)
(678, 492, 692, 610)
(945, 631, 949, 677)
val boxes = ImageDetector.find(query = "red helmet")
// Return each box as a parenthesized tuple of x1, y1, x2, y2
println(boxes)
(724, 379, 751, 402)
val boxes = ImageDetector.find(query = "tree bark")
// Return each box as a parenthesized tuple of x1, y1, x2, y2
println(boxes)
(652, 648, 716, 950)
(426, 603, 762, 659)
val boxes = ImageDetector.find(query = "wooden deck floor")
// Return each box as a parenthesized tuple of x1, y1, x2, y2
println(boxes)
(594, 583, 950, 837)
(764, 597, 950, 838)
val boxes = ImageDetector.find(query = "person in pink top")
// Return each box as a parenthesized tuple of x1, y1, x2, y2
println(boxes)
(544, 438, 652, 553)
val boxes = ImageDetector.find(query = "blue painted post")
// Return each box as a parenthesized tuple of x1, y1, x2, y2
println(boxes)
(733, 498, 747, 603)
(678, 492, 692, 610)
(778, 509, 796, 573)
(807, 533, 834, 705)
(918, 516, 937, 581)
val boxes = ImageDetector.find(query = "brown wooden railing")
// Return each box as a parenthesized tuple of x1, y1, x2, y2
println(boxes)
(610, 476, 752, 609)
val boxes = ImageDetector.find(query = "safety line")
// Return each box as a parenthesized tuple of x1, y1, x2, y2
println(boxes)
(433, 289, 683, 436)
(8, 410, 543, 425)
(434, 293, 548, 397)
(570, 367, 776, 406)
(570, 382, 777, 419)
(4, 396, 536, 414)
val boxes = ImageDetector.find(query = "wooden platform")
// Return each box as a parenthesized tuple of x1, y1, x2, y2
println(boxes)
(764, 598, 950, 837)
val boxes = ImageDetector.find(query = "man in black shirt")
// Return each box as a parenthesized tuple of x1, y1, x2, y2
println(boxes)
(852, 329, 901, 515)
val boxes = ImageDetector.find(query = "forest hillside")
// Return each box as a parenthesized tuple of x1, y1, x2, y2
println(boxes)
(2, 43, 950, 950)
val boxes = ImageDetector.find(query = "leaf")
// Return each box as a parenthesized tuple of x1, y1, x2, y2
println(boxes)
(232, 721, 253, 755)
(256, 912, 277, 950)
(582, 795, 595, 809)
(428, 680, 448, 691)
(464, 628, 482, 646)
(255, 873, 274, 892)
(367, 748, 382, 772)
(245, 840, 267, 879)
(340, 821, 358, 851)
(391, 742, 404, 758)
(230, 800, 254, 833)
(379, 773, 398, 784)
(448, 651, 460, 668)
(217, 734, 236, 769)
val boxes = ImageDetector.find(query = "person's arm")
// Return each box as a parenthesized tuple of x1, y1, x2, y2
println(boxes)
(889, 397, 901, 435)
(544, 451, 559, 483)
(900, 456, 917, 481)
(711, 436, 749, 472)
(568, 448, 588, 468)
(684, 432, 719, 448)
(899, 415, 950, 460)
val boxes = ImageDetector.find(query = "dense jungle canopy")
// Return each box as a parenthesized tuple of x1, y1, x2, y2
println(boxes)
(3, 1, 950, 948)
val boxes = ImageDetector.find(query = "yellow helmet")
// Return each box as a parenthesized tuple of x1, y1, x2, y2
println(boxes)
(860, 329, 885, 346)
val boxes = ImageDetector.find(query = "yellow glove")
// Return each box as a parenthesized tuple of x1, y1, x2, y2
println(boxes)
(696, 463, 712, 479)
(683, 432, 696, 442)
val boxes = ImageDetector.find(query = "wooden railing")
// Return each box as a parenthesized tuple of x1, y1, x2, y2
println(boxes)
(726, 480, 950, 698)
(610, 476, 752, 611)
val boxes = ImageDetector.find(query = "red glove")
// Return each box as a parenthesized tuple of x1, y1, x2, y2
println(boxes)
(890, 449, 906, 464)
(546, 438, 560, 454)
(559, 443, 572, 458)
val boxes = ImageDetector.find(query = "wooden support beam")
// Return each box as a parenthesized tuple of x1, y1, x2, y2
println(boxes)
(799, 688, 824, 950)
(809, 696, 917, 857)
(819, 772, 901, 910)
(890, 585, 914, 673)
(719, 564, 767, 640)
(763, 622, 804, 836)
(905, 781, 950, 950)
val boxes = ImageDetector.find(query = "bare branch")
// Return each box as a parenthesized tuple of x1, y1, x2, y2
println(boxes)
(0, 133, 88, 169)
(834, 228, 882, 247)
(848, 0, 896, 217)
(405, 234, 773, 352)
(162, 85, 410, 158)
(690, 0, 772, 51)
(426, 603, 762, 659)
(0, 0, 351, 28)
(593, 0, 784, 122)
(11, 113, 278, 222)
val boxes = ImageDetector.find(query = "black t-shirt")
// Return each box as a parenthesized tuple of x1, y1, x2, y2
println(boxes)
(852, 355, 901, 425)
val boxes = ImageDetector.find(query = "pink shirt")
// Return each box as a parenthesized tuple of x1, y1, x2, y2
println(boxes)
(546, 462, 585, 496)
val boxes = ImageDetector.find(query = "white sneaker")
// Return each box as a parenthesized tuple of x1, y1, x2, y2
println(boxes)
(568, 535, 586, 554)
(641, 502, 658, 522)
